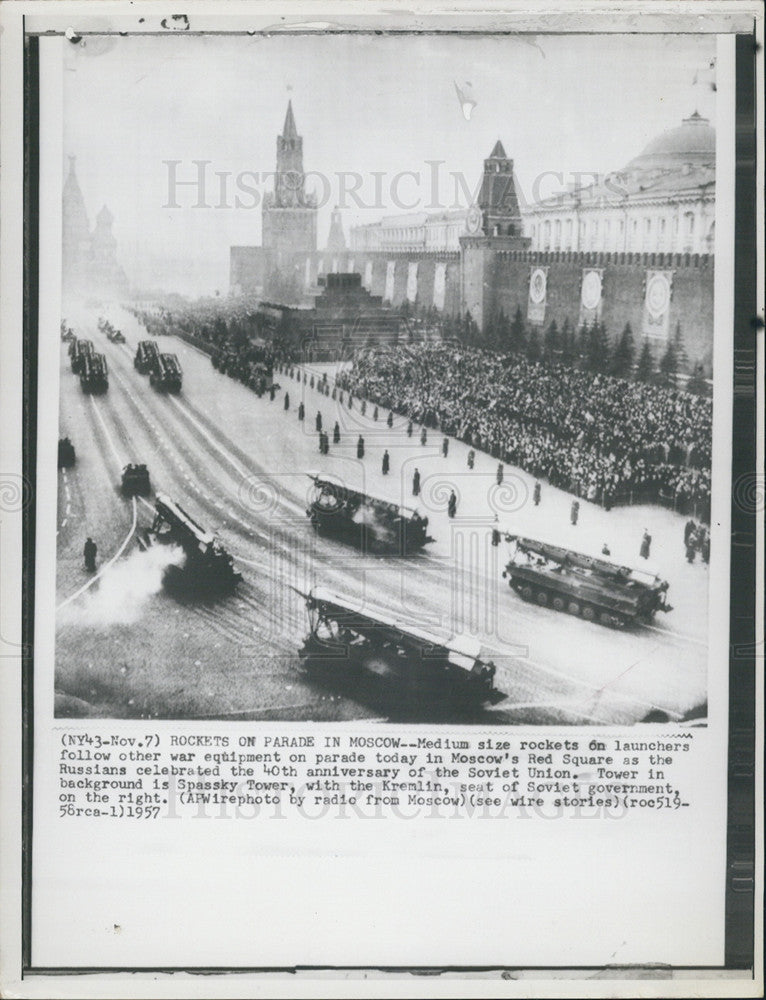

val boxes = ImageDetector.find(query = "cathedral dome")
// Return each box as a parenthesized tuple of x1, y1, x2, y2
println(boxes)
(625, 112, 715, 172)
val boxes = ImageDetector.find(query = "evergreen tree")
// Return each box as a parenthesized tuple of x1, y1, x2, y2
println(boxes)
(610, 322, 635, 378)
(636, 340, 654, 382)
(673, 320, 689, 374)
(576, 324, 590, 367)
(559, 318, 574, 367)
(510, 305, 526, 354)
(585, 324, 601, 373)
(659, 340, 678, 384)
(544, 320, 559, 361)
(496, 308, 511, 353)
(527, 327, 541, 363)
(594, 323, 611, 373)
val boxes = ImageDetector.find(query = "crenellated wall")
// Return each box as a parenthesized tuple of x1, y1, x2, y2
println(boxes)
(233, 245, 714, 372)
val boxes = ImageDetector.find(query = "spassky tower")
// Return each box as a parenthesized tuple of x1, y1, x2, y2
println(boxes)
(262, 101, 318, 265)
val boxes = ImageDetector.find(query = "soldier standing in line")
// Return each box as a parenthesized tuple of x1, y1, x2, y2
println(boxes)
(492, 515, 501, 547)
(373, 405, 379, 421)
(317, 431, 324, 453)
(361, 400, 367, 416)
(533, 482, 541, 506)
(269, 384, 276, 402)
(686, 532, 697, 563)
(496, 463, 504, 486)
(467, 449, 475, 469)
(382, 450, 390, 475)
(640, 529, 651, 560)
(684, 518, 696, 549)
(315, 411, 322, 432)
(83, 536, 97, 572)
(447, 490, 457, 518)
(357, 435, 365, 460)
(339, 391, 344, 405)
(284, 392, 290, 411)
(309, 375, 314, 389)
(570, 500, 579, 526)
(407, 420, 413, 438)
(420, 427, 427, 446)
(387, 411, 393, 428)
(348, 395, 353, 409)
(298, 401, 305, 421)
(333, 421, 340, 444)
(412, 468, 421, 496)
(442, 437, 449, 458)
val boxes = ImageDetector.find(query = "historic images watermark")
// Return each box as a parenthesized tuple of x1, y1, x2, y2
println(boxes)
(162, 160, 629, 213)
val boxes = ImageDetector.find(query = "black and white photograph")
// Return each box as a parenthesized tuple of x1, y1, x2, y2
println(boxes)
(1, 3, 761, 989)
(50, 29, 720, 725)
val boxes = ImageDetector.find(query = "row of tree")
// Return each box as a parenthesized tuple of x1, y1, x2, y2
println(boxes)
(400, 302, 709, 394)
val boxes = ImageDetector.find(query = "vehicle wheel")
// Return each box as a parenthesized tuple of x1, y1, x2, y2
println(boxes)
(582, 605, 596, 622)
(567, 601, 580, 616)
(521, 585, 534, 602)
(536, 590, 548, 606)
(552, 596, 565, 612)
(599, 611, 614, 627)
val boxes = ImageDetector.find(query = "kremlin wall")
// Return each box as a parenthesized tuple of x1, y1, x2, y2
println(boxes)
(230, 104, 716, 373)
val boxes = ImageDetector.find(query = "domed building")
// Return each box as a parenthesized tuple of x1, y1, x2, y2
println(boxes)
(525, 112, 715, 256)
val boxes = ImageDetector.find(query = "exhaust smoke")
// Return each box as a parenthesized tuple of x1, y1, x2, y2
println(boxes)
(61, 544, 186, 627)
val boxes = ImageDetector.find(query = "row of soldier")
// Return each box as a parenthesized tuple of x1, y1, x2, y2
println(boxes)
(278, 367, 710, 560)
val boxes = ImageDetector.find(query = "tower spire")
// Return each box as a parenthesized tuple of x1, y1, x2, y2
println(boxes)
(282, 100, 298, 140)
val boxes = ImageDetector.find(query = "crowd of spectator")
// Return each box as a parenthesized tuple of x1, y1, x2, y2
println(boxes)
(338, 343, 712, 517)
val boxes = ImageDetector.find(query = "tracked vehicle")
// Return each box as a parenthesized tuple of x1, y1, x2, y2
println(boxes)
(502, 535, 673, 628)
(121, 463, 151, 497)
(134, 339, 160, 374)
(69, 338, 94, 375)
(150, 353, 183, 393)
(58, 437, 76, 469)
(80, 353, 109, 393)
(306, 475, 433, 554)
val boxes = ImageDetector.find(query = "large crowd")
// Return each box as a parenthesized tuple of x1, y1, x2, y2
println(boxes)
(338, 343, 712, 516)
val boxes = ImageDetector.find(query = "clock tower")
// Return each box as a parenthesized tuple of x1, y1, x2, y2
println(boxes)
(460, 139, 530, 329)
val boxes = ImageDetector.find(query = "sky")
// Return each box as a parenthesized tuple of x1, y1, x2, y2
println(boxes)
(56, 32, 717, 296)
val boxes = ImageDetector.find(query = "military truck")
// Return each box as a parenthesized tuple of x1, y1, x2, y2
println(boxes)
(502, 535, 673, 628)
(69, 338, 94, 375)
(58, 437, 76, 469)
(149, 353, 183, 393)
(121, 463, 151, 497)
(80, 353, 109, 394)
(306, 475, 433, 554)
(299, 587, 504, 709)
(149, 494, 241, 593)
(134, 339, 160, 374)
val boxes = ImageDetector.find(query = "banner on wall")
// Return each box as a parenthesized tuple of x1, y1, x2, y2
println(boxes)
(527, 266, 548, 324)
(642, 269, 674, 340)
(578, 267, 603, 327)
(406, 261, 419, 303)
(384, 260, 396, 302)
